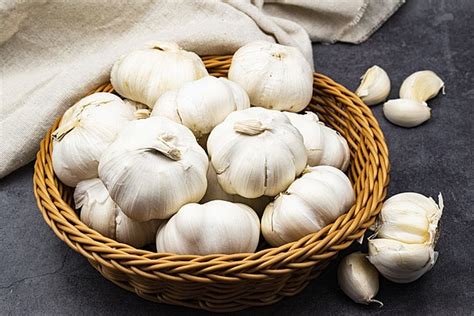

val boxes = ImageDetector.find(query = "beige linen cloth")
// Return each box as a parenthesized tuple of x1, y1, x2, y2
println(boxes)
(0, 0, 404, 178)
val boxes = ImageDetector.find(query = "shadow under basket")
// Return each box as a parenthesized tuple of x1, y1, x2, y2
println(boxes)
(33, 55, 390, 312)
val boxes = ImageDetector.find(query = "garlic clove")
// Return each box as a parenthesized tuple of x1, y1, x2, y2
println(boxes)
(383, 99, 431, 128)
(377, 192, 443, 245)
(368, 238, 438, 283)
(338, 252, 382, 306)
(399, 70, 444, 102)
(356, 65, 391, 106)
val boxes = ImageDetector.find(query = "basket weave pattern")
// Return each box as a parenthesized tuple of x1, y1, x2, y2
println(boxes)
(33, 55, 389, 312)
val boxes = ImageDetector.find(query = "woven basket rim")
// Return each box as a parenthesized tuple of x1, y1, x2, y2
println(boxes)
(33, 55, 390, 284)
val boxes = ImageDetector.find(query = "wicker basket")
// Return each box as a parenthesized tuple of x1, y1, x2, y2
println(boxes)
(33, 55, 389, 312)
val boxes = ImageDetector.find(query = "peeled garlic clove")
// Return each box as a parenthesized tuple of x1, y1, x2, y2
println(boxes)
(152, 76, 250, 138)
(261, 166, 355, 246)
(356, 65, 391, 106)
(52, 93, 135, 187)
(368, 238, 438, 283)
(228, 41, 313, 112)
(383, 99, 431, 127)
(200, 162, 271, 216)
(207, 107, 307, 199)
(156, 200, 260, 255)
(75, 178, 161, 247)
(338, 252, 382, 306)
(111, 41, 208, 107)
(377, 192, 443, 245)
(400, 70, 444, 102)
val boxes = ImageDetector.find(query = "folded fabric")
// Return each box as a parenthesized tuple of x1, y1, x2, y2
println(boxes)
(0, 0, 404, 178)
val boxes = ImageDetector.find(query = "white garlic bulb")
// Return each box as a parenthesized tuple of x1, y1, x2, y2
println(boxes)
(338, 252, 382, 306)
(155, 200, 260, 255)
(207, 107, 307, 199)
(74, 178, 161, 247)
(111, 41, 208, 107)
(200, 162, 272, 216)
(376, 192, 443, 245)
(400, 70, 444, 102)
(284, 112, 350, 171)
(383, 99, 431, 128)
(355, 65, 391, 106)
(52, 93, 135, 187)
(228, 41, 313, 112)
(151, 76, 250, 138)
(368, 238, 438, 284)
(98, 116, 208, 221)
(261, 166, 355, 246)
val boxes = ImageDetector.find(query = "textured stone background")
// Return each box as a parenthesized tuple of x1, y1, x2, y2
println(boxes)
(1, 0, 473, 314)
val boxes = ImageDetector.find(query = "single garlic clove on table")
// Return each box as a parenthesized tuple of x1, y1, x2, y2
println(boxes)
(400, 70, 444, 102)
(338, 252, 382, 306)
(383, 99, 431, 127)
(356, 65, 391, 106)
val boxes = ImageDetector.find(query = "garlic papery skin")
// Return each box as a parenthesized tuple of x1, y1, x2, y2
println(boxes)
(110, 41, 208, 108)
(124, 99, 151, 119)
(368, 238, 438, 283)
(355, 65, 391, 106)
(383, 99, 431, 128)
(207, 107, 307, 199)
(376, 192, 443, 245)
(74, 178, 161, 247)
(155, 200, 260, 255)
(98, 116, 208, 221)
(200, 162, 272, 216)
(151, 76, 250, 138)
(399, 70, 444, 102)
(228, 41, 313, 112)
(284, 111, 350, 171)
(261, 166, 355, 246)
(52, 93, 135, 187)
(338, 252, 382, 306)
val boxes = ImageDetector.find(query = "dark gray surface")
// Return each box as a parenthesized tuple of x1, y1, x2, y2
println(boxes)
(1, 0, 473, 314)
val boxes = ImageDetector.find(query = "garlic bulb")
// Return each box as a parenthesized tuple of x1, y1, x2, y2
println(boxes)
(98, 116, 208, 221)
(111, 41, 208, 107)
(400, 70, 444, 102)
(207, 107, 307, 199)
(261, 166, 355, 246)
(355, 65, 391, 106)
(155, 200, 260, 255)
(284, 112, 350, 171)
(151, 76, 250, 138)
(228, 41, 313, 112)
(200, 162, 272, 215)
(52, 93, 135, 187)
(74, 178, 161, 247)
(338, 252, 382, 306)
(368, 238, 438, 283)
(376, 192, 443, 245)
(383, 99, 431, 127)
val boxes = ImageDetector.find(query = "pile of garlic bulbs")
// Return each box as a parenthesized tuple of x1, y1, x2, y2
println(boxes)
(52, 40, 356, 255)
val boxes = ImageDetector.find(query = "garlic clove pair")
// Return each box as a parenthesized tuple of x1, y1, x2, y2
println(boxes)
(400, 70, 444, 102)
(356, 65, 391, 106)
(338, 252, 382, 306)
(228, 41, 313, 112)
(368, 238, 438, 284)
(383, 99, 431, 128)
